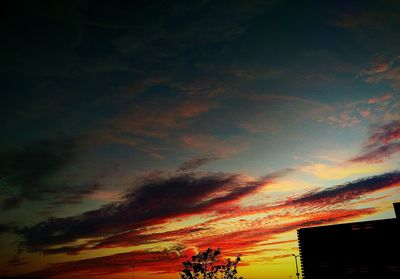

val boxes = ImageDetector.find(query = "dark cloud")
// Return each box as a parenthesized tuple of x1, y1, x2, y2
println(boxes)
(7, 248, 28, 267)
(367, 120, 400, 146)
(177, 155, 220, 172)
(41, 226, 209, 255)
(41, 244, 89, 256)
(0, 139, 78, 195)
(88, 0, 279, 64)
(46, 183, 103, 210)
(2, 0, 280, 90)
(0, 138, 99, 210)
(1, 196, 23, 211)
(1, 0, 283, 156)
(0, 223, 12, 235)
(350, 120, 400, 163)
(292, 171, 400, 206)
(350, 143, 400, 164)
(335, 2, 400, 57)
(19, 170, 287, 253)
(1, 1, 83, 77)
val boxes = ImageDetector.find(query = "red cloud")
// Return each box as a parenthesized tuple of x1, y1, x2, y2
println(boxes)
(177, 155, 220, 172)
(178, 100, 217, 118)
(27, 248, 195, 278)
(367, 93, 391, 104)
(180, 134, 248, 158)
(108, 99, 215, 140)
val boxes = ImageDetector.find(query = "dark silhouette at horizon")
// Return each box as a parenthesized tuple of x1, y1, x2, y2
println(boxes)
(297, 203, 400, 279)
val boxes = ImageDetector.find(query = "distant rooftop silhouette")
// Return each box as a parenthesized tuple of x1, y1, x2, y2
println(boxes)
(297, 203, 400, 279)
(394, 202, 400, 218)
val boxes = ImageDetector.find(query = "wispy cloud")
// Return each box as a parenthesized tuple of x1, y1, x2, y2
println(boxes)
(0, 223, 13, 235)
(322, 93, 396, 128)
(237, 94, 333, 134)
(350, 143, 400, 164)
(350, 120, 400, 163)
(362, 55, 400, 89)
(109, 100, 216, 139)
(181, 134, 248, 157)
(366, 120, 400, 146)
(177, 155, 220, 172)
(291, 171, 400, 207)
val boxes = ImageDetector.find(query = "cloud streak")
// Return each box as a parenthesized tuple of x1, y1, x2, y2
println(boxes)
(362, 55, 400, 89)
(177, 155, 220, 172)
(292, 171, 400, 207)
(201, 170, 400, 225)
(19, 170, 286, 253)
(350, 120, 400, 163)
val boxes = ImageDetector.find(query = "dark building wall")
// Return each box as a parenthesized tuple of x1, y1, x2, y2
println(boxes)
(394, 202, 400, 218)
(298, 218, 400, 279)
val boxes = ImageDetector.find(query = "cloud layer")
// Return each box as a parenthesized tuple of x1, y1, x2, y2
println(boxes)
(16, 169, 400, 277)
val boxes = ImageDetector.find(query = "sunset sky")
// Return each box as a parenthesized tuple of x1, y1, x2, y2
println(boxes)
(1, 1, 400, 278)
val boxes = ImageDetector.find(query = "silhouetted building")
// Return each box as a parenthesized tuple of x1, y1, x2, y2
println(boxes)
(395, 202, 400, 218)
(297, 203, 400, 279)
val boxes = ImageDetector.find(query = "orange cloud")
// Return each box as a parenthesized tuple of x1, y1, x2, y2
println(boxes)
(181, 134, 248, 158)
(109, 100, 215, 139)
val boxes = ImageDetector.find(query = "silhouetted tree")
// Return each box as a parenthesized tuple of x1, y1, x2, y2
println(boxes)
(180, 247, 244, 279)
